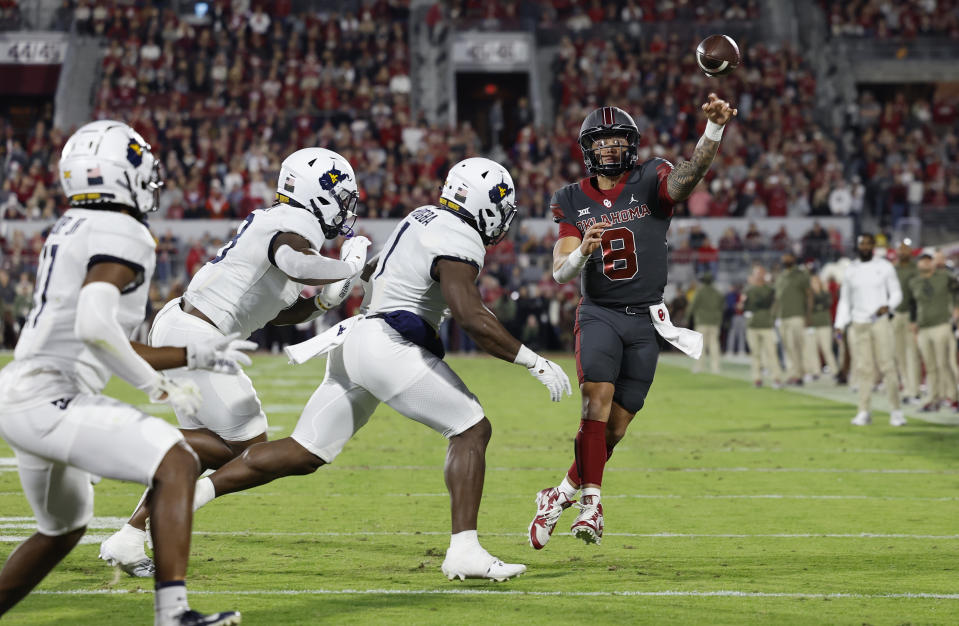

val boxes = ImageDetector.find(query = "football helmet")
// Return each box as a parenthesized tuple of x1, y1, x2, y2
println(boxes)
(275, 147, 359, 239)
(438, 157, 516, 246)
(59, 120, 162, 215)
(579, 106, 640, 176)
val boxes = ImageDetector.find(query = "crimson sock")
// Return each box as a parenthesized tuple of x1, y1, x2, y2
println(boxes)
(573, 419, 608, 487)
(567, 432, 617, 486)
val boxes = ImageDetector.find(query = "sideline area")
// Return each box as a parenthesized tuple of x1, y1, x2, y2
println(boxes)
(660, 352, 959, 427)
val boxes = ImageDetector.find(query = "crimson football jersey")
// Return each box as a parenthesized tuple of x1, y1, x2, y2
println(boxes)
(551, 158, 674, 308)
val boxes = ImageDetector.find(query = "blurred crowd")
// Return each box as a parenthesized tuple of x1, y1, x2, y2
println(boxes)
(0, 0, 956, 231)
(821, 0, 959, 39)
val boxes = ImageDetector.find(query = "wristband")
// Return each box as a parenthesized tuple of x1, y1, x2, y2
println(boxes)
(704, 120, 724, 142)
(553, 245, 589, 283)
(567, 245, 588, 269)
(513, 344, 538, 368)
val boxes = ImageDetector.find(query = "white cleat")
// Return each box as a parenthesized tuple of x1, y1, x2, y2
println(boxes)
(100, 526, 155, 578)
(851, 411, 871, 426)
(441, 546, 526, 582)
(889, 410, 907, 427)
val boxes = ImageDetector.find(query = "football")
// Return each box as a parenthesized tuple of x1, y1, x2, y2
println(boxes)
(696, 34, 741, 77)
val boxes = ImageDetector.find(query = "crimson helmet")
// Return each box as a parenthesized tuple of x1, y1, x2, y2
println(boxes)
(578, 106, 640, 176)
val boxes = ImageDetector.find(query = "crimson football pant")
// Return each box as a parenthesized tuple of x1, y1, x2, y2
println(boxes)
(568, 301, 661, 487)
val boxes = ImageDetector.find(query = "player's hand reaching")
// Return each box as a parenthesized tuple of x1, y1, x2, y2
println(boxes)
(341, 235, 371, 275)
(579, 221, 611, 256)
(144, 375, 202, 419)
(186, 332, 257, 375)
(702, 93, 737, 125)
(528, 356, 573, 402)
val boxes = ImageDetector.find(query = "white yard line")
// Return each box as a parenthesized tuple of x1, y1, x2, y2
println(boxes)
(6, 530, 957, 542)
(26, 588, 959, 600)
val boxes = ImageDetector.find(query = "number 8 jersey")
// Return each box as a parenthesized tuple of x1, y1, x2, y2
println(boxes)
(550, 157, 675, 308)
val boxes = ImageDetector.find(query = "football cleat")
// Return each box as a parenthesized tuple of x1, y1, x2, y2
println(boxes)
(850, 411, 871, 426)
(441, 545, 526, 582)
(158, 609, 242, 626)
(889, 410, 907, 427)
(570, 495, 604, 545)
(528, 487, 576, 549)
(100, 527, 155, 578)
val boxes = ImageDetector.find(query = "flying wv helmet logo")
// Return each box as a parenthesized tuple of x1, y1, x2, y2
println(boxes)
(319, 162, 351, 191)
(126, 140, 144, 167)
(488, 178, 513, 204)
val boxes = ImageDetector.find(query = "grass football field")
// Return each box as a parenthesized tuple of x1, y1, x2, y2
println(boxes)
(2, 352, 959, 625)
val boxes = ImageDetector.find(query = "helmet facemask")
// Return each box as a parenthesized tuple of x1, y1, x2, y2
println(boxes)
(310, 185, 358, 239)
(580, 130, 639, 177)
(478, 179, 516, 245)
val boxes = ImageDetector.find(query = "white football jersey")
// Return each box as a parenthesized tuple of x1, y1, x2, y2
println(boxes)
(3, 209, 156, 402)
(184, 204, 327, 338)
(367, 206, 486, 330)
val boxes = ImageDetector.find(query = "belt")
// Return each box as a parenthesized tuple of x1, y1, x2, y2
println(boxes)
(582, 298, 655, 316)
(179, 297, 216, 327)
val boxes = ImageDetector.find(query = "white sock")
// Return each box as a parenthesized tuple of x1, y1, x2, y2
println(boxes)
(582, 487, 601, 503)
(155, 581, 189, 622)
(193, 477, 215, 511)
(558, 476, 579, 500)
(449, 530, 480, 552)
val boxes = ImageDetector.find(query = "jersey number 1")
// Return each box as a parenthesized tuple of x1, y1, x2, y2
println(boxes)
(600, 227, 638, 281)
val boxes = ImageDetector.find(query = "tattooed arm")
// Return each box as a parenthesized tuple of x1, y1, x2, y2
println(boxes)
(665, 93, 737, 203)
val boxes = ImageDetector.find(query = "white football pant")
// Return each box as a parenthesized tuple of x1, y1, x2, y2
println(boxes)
(292, 317, 485, 462)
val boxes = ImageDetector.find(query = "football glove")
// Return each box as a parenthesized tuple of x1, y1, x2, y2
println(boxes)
(144, 375, 202, 419)
(186, 332, 257, 375)
(528, 356, 573, 402)
(341, 235, 371, 275)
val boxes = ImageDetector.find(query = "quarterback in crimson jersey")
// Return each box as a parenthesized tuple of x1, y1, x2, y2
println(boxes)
(529, 94, 737, 548)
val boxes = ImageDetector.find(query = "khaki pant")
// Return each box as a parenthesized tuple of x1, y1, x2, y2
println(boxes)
(892, 312, 920, 398)
(693, 324, 721, 374)
(917, 323, 957, 404)
(949, 326, 959, 394)
(850, 317, 901, 413)
(802, 325, 839, 376)
(747, 328, 782, 384)
(780, 316, 807, 380)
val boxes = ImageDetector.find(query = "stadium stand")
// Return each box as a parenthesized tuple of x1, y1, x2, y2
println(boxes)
(0, 0, 957, 355)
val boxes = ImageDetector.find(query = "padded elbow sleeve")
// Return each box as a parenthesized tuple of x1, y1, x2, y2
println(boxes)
(75, 282, 159, 391)
(273, 244, 353, 283)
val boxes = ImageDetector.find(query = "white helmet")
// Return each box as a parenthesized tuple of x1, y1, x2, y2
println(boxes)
(275, 147, 359, 239)
(59, 120, 162, 215)
(439, 157, 517, 245)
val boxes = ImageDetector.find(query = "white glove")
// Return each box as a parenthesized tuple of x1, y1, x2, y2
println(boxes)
(144, 375, 202, 419)
(185, 332, 257, 375)
(316, 275, 358, 311)
(528, 355, 573, 402)
(340, 235, 371, 275)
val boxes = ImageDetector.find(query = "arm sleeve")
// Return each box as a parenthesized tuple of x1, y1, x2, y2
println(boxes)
(885, 263, 902, 312)
(74, 281, 161, 392)
(833, 271, 852, 329)
(550, 190, 582, 241)
(273, 244, 354, 283)
(651, 157, 676, 216)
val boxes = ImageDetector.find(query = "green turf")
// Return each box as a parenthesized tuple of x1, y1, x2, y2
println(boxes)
(2, 352, 959, 625)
